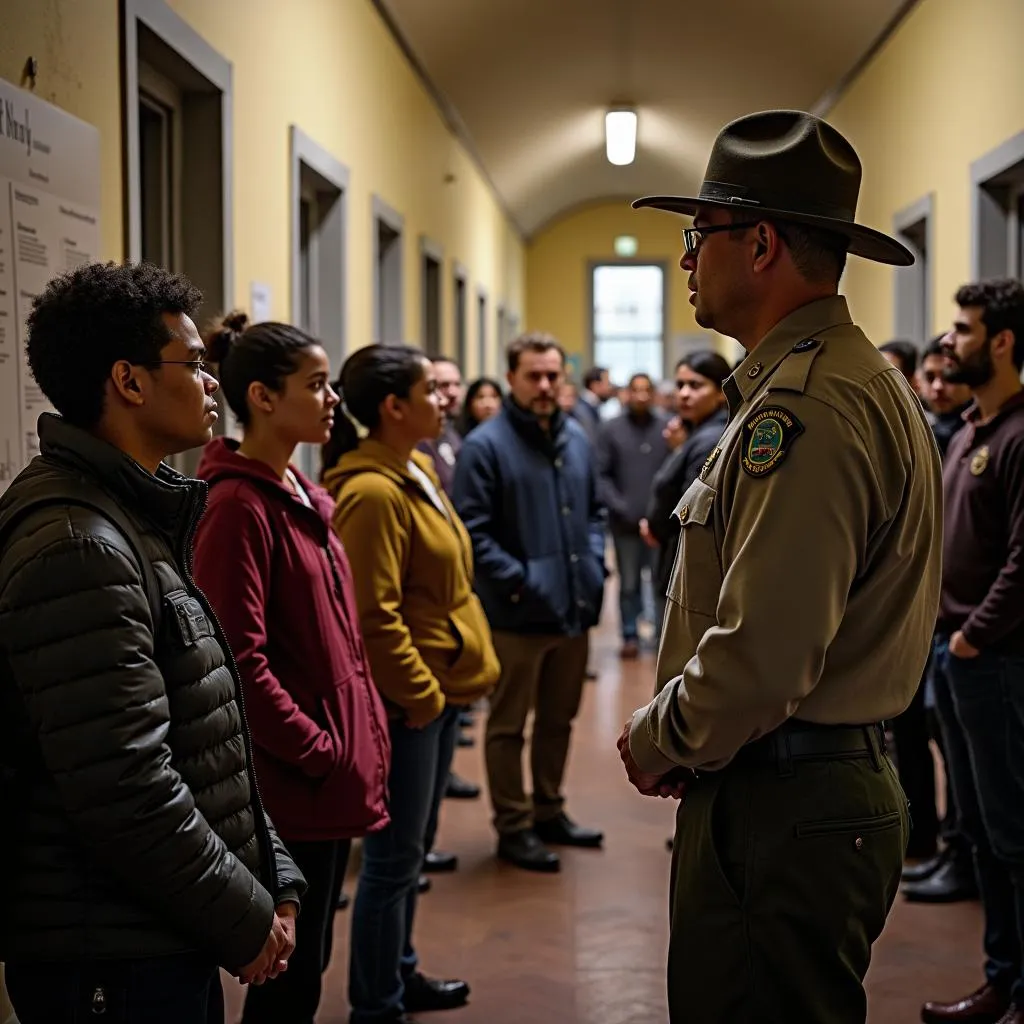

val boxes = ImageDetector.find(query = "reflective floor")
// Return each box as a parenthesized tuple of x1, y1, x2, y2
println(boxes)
(223, 604, 983, 1023)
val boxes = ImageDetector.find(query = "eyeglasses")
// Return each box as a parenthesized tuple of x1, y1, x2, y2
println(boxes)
(148, 359, 212, 379)
(681, 221, 763, 256)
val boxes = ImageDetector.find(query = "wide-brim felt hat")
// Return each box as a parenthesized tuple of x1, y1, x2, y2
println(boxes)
(633, 109, 913, 267)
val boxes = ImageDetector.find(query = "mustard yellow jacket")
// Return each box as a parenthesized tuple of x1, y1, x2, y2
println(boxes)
(323, 439, 500, 727)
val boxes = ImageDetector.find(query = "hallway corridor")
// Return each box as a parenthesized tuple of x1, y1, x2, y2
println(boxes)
(224, 608, 985, 1024)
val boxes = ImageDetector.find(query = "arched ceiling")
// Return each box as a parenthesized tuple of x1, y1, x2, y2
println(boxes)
(375, 0, 916, 238)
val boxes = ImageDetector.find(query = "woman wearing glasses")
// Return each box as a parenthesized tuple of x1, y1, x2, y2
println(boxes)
(192, 313, 391, 1024)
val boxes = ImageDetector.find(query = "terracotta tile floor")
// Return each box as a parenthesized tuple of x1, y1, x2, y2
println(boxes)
(223, 607, 984, 1024)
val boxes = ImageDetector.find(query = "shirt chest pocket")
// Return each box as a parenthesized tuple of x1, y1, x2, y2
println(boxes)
(667, 479, 721, 617)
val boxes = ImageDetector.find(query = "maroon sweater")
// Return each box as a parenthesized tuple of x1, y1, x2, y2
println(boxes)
(939, 390, 1024, 654)
(193, 439, 391, 841)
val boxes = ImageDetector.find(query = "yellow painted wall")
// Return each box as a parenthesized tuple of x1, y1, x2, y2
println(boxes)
(0, 0, 523, 379)
(526, 200, 736, 378)
(0, 2, 123, 262)
(828, 0, 1024, 343)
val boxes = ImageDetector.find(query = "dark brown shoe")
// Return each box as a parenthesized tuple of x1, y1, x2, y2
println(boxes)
(620, 640, 639, 659)
(921, 983, 1010, 1023)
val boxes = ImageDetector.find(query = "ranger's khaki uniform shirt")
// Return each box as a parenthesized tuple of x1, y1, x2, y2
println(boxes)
(629, 296, 943, 773)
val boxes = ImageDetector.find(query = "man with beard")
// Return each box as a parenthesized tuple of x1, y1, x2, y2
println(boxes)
(922, 279, 1024, 1024)
(454, 333, 606, 872)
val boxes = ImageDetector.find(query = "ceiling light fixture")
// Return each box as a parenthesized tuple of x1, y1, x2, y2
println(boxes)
(605, 108, 637, 166)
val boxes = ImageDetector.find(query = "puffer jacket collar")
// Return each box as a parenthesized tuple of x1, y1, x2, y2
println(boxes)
(3, 413, 207, 546)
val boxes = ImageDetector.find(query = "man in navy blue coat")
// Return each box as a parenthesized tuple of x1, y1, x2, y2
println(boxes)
(453, 332, 606, 872)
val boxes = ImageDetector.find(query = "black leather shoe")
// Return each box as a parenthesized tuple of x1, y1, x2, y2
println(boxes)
(497, 829, 560, 872)
(534, 812, 604, 849)
(457, 731, 475, 748)
(458, 710, 475, 727)
(902, 858, 978, 903)
(445, 773, 480, 800)
(424, 850, 458, 873)
(403, 971, 470, 1013)
(417, 874, 432, 894)
(902, 846, 951, 883)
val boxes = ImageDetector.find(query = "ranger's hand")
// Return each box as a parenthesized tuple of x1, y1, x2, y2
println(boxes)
(617, 722, 668, 796)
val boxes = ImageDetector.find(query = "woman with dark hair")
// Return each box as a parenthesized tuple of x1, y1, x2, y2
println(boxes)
(321, 344, 500, 1024)
(191, 313, 391, 1024)
(641, 350, 731, 611)
(456, 376, 503, 437)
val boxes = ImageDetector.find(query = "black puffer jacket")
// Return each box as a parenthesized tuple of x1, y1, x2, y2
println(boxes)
(0, 414, 305, 970)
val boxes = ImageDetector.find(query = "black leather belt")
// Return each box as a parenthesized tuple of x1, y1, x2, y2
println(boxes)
(730, 719, 886, 776)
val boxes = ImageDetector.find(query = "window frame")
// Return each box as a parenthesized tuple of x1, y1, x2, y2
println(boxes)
(588, 259, 670, 381)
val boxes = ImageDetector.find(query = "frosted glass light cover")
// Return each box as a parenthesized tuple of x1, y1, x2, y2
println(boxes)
(605, 110, 637, 166)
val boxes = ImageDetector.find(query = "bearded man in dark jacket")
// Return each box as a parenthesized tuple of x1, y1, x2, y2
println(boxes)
(0, 262, 305, 1024)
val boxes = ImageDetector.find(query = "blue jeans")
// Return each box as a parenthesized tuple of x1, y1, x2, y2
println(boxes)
(349, 705, 461, 1022)
(6, 953, 223, 1024)
(936, 637, 1024, 1005)
(613, 532, 655, 642)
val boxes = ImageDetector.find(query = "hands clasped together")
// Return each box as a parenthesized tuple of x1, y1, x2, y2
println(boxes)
(239, 903, 298, 986)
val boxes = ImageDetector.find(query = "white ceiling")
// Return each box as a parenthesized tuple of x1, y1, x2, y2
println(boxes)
(377, 0, 915, 237)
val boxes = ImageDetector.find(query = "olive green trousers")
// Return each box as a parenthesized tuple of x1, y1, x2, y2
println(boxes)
(668, 752, 908, 1023)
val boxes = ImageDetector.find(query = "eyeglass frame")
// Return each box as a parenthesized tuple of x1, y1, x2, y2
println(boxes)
(144, 358, 214, 378)
(681, 219, 794, 257)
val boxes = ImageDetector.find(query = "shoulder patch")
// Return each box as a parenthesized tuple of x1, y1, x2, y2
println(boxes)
(740, 407, 805, 478)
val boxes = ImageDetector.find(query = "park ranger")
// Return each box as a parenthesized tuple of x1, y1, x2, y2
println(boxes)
(617, 109, 943, 1023)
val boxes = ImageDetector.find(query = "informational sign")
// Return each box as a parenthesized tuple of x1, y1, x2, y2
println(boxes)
(0, 77, 101, 494)
(250, 280, 272, 324)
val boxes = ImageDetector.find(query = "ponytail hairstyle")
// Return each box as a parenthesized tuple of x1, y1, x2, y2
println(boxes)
(205, 311, 321, 426)
(675, 350, 732, 389)
(320, 343, 427, 477)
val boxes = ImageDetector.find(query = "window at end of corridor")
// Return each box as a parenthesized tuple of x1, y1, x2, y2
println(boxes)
(592, 264, 665, 383)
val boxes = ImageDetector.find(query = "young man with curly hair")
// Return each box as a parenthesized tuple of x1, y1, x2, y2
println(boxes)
(0, 262, 305, 1024)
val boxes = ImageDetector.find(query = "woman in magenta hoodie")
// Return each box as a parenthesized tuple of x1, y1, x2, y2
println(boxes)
(192, 313, 390, 1024)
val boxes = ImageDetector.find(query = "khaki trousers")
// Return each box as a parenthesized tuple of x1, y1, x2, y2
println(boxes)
(485, 631, 589, 835)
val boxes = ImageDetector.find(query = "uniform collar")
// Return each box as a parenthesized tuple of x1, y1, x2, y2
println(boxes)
(724, 295, 853, 413)
(963, 388, 1024, 433)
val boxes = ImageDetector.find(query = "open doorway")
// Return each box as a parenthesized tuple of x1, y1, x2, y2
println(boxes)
(452, 263, 468, 370)
(291, 126, 348, 479)
(421, 237, 443, 357)
(123, 0, 232, 473)
(972, 131, 1024, 282)
(476, 287, 488, 377)
(892, 195, 933, 345)
(373, 197, 404, 343)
